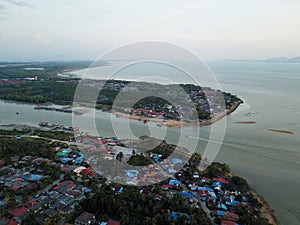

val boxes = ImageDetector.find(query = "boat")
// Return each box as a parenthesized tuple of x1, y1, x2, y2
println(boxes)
(39, 121, 48, 127)
(73, 109, 84, 115)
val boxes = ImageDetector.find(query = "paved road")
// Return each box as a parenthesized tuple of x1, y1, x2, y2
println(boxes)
(33, 174, 65, 199)
(181, 184, 215, 224)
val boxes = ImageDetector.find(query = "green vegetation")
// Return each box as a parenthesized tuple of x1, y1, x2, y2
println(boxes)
(69, 184, 212, 225)
(206, 162, 231, 178)
(0, 128, 31, 136)
(149, 141, 177, 160)
(127, 154, 153, 166)
(231, 176, 250, 192)
(0, 137, 51, 162)
(32, 130, 75, 141)
(0, 79, 78, 105)
(188, 152, 202, 170)
(0, 61, 91, 79)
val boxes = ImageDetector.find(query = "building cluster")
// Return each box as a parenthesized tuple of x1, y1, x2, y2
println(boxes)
(1, 133, 256, 225)
(0, 144, 94, 224)
(74, 211, 120, 225)
(0, 156, 47, 196)
(166, 170, 249, 225)
(3, 179, 92, 224)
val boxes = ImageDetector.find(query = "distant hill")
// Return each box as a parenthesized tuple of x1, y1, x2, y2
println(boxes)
(225, 56, 300, 63)
(264, 56, 300, 63)
(290, 56, 300, 63)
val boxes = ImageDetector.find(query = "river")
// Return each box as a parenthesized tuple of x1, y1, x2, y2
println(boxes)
(0, 61, 300, 224)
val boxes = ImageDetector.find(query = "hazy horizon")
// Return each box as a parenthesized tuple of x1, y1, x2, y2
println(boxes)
(1, 0, 300, 61)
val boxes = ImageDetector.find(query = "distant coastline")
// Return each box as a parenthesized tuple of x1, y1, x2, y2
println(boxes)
(224, 56, 300, 63)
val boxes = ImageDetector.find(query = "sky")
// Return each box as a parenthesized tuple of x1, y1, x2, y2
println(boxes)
(0, 0, 300, 61)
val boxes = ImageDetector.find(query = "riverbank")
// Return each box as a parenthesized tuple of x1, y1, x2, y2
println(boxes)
(250, 190, 279, 225)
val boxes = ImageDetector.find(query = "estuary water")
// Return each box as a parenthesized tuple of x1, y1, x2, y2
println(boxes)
(0, 61, 300, 224)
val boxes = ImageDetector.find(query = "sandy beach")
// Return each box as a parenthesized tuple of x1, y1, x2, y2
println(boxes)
(250, 190, 279, 225)
(268, 129, 295, 135)
(234, 121, 257, 124)
(112, 101, 242, 128)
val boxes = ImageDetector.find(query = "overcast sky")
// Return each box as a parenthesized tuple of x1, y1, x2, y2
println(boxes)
(0, 0, 300, 61)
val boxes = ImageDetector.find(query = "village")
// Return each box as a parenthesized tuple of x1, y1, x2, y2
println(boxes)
(0, 129, 273, 225)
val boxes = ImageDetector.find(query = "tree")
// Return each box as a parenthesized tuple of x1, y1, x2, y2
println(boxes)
(189, 153, 202, 168)
(231, 176, 249, 192)
(116, 152, 124, 162)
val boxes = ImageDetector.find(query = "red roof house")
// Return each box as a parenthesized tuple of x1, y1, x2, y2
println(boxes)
(213, 178, 229, 184)
(9, 207, 28, 217)
(221, 220, 237, 225)
(107, 220, 121, 225)
(0, 218, 19, 225)
(24, 200, 40, 209)
(10, 185, 20, 191)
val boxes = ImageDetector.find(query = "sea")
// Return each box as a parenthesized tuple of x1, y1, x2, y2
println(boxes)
(0, 61, 300, 225)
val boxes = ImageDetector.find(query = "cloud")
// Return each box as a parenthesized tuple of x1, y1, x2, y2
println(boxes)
(2, 0, 34, 8)
(1, 36, 8, 41)
(0, 3, 6, 10)
(36, 34, 51, 44)
(0, 16, 9, 20)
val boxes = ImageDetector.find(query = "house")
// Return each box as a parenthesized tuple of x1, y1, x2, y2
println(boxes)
(170, 158, 183, 164)
(199, 190, 207, 201)
(201, 177, 210, 183)
(55, 194, 76, 207)
(0, 160, 5, 167)
(36, 196, 52, 206)
(42, 208, 57, 217)
(75, 212, 96, 225)
(112, 186, 123, 194)
(161, 184, 173, 190)
(15, 135, 22, 140)
(66, 190, 85, 200)
(211, 211, 239, 222)
(168, 211, 190, 223)
(24, 200, 40, 211)
(169, 180, 181, 186)
(9, 207, 28, 218)
(0, 218, 19, 225)
(52, 180, 74, 193)
(154, 194, 163, 201)
(10, 185, 20, 191)
(81, 168, 96, 177)
(213, 178, 229, 184)
(221, 220, 239, 225)
(179, 192, 195, 199)
(106, 220, 121, 225)
(140, 185, 154, 194)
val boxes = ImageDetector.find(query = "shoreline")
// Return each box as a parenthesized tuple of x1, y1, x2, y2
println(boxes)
(250, 189, 279, 225)
(227, 171, 278, 225)
(199, 101, 242, 126)
(113, 100, 242, 128)
(0, 98, 242, 128)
